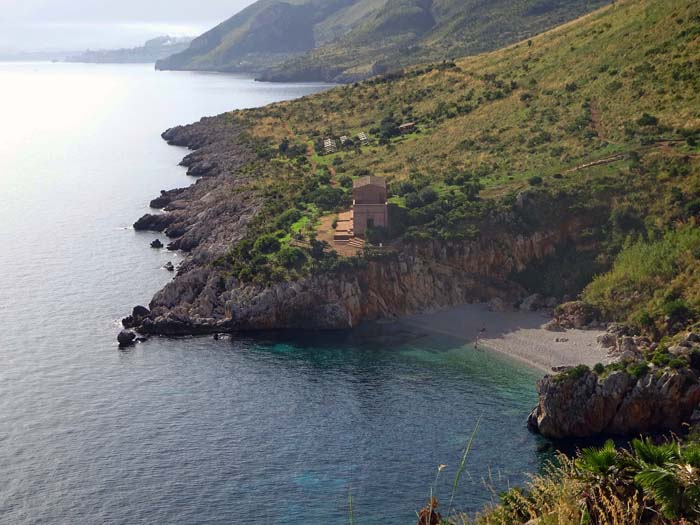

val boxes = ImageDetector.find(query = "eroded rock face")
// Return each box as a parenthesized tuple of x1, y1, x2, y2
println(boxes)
(528, 367, 700, 439)
(137, 228, 586, 335)
(554, 301, 600, 329)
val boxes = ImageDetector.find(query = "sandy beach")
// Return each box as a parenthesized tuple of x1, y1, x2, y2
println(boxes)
(399, 303, 610, 373)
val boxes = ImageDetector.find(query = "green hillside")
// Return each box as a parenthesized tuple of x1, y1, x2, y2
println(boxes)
(156, 0, 606, 81)
(208, 0, 700, 335)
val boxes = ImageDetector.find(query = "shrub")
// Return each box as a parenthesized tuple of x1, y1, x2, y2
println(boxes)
(627, 360, 649, 379)
(528, 175, 544, 186)
(405, 192, 423, 209)
(338, 175, 353, 189)
(366, 225, 390, 245)
(557, 364, 590, 382)
(418, 186, 438, 205)
(275, 208, 303, 230)
(309, 186, 348, 212)
(663, 299, 693, 325)
(253, 234, 281, 255)
(593, 363, 605, 374)
(637, 113, 659, 126)
(651, 351, 672, 368)
(277, 246, 306, 269)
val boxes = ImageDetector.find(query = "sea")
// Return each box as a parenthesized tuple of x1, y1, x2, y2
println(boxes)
(0, 62, 548, 524)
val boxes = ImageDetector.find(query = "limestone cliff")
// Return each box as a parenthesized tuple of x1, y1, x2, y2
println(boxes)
(529, 368, 700, 439)
(528, 330, 700, 439)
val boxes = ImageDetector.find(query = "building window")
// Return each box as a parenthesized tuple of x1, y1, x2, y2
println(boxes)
(367, 218, 375, 228)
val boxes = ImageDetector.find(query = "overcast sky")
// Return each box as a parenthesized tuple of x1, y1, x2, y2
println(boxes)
(0, 0, 256, 51)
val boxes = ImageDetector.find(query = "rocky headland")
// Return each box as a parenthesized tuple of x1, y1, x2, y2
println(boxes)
(126, 113, 603, 337)
(528, 322, 700, 439)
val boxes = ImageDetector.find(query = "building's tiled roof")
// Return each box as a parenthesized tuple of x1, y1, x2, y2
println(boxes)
(353, 175, 386, 189)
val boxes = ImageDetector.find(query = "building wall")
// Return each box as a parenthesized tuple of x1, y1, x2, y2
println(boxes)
(354, 203, 388, 236)
(353, 185, 386, 204)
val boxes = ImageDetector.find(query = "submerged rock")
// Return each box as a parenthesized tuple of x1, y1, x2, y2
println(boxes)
(164, 262, 175, 272)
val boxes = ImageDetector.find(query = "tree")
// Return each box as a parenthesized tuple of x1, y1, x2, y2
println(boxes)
(253, 234, 281, 255)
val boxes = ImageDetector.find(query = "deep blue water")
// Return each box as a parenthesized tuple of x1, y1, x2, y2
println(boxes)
(0, 63, 547, 524)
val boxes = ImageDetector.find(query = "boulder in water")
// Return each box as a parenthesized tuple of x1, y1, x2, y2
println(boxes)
(117, 330, 136, 347)
(151, 239, 164, 249)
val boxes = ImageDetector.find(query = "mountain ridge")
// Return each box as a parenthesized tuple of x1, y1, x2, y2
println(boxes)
(156, 0, 608, 82)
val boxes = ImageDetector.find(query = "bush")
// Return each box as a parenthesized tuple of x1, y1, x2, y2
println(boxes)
(309, 186, 348, 211)
(405, 192, 423, 209)
(669, 357, 688, 369)
(393, 180, 416, 196)
(366, 225, 390, 245)
(557, 364, 590, 382)
(253, 234, 281, 255)
(528, 175, 544, 186)
(338, 175, 353, 189)
(275, 208, 303, 230)
(277, 246, 306, 269)
(627, 360, 649, 379)
(651, 351, 672, 368)
(637, 113, 659, 126)
(418, 186, 438, 205)
(663, 299, 693, 325)
(593, 363, 605, 374)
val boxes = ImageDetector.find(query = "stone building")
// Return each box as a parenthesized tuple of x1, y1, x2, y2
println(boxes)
(352, 176, 388, 237)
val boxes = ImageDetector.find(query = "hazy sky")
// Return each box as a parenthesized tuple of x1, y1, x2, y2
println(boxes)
(0, 0, 256, 51)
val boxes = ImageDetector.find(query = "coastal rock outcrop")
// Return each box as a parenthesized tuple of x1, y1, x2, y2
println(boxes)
(134, 214, 175, 232)
(528, 367, 700, 438)
(122, 305, 151, 329)
(150, 188, 186, 209)
(553, 301, 600, 329)
(529, 328, 700, 438)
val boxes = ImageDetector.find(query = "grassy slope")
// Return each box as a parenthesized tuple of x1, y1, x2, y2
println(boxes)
(215, 0, 699, 330)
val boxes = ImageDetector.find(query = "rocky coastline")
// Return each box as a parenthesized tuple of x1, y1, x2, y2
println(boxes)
(123, 113, 700, 443)
(125, 113, 598, 338)
(528, 321, 700, 439)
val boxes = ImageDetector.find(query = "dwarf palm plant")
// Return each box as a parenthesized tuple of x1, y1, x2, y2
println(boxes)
(631, 438, 700, 521)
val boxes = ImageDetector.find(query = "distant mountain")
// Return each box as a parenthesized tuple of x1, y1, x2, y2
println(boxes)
(156, 0, 607, 82)
(67, 36, 193, 64)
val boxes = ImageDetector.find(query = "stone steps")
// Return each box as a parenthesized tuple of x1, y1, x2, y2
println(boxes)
(347, 238, 365, 248)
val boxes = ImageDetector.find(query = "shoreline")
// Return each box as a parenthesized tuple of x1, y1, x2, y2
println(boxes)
(398, 303, 609, 373)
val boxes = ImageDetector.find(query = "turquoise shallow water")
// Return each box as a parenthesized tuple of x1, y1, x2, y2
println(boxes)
(0, 63, 547, 524)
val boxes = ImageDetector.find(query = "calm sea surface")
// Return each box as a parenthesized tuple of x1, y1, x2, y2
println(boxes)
(0, 63, 547, 524)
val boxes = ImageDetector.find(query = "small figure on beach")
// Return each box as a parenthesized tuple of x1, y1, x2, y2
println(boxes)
(475, 325, 487, 349)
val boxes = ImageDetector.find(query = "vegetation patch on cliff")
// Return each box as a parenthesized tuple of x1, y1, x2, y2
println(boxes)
(458, 437, 700, 524)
